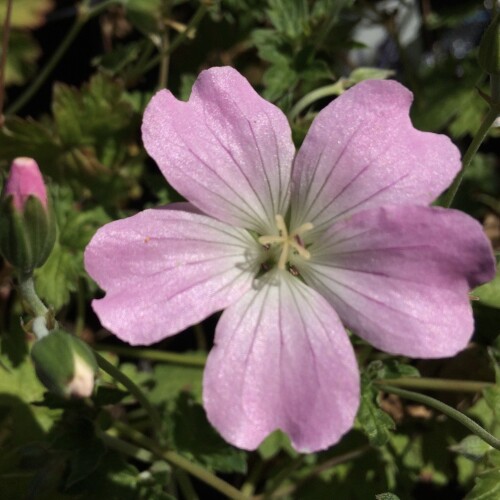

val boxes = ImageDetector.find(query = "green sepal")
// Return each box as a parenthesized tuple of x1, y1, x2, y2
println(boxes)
(0, 197, 32, 271)
(30, 330, 97, 398)
(479, 13, 500, 76)
(23, 195, 57, 269)
(0, 194, 56, 274)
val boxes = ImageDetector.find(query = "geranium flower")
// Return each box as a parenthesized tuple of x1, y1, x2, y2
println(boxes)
(84, 67, 495, 452)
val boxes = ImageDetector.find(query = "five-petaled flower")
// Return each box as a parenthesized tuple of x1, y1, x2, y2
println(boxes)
(84, 67, 495, 452)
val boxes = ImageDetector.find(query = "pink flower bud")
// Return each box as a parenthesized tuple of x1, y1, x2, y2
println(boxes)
(4, 157, 47, 211)
(0, 157, 55, 273)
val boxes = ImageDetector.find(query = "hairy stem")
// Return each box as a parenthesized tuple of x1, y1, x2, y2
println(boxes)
(378, 384, 500, 450)
(18, 274, 48, 317)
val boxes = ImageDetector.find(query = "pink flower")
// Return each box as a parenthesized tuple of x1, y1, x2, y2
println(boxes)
(84, 67, 495, 452)
(4, 157, 47, 211)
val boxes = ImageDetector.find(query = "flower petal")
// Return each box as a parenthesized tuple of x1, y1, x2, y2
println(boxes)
(142, 67, 294, 234)
(299, 205, 495, 358)
(203, 272, 360, 452)
(84, 205, 260, 345)
(290, 80, 461, 232)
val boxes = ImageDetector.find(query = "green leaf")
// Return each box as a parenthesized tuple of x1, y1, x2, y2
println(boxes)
(34, 238, 80, 311)
(258, 430, 298, 460)
(450, 435, 493, 462)
(124, 0, 165, 38)
(483, 385, 500, 416)
(148, 363, 203, 404)
(474, 265, 500, 309)
(357, 376, 395, 447)
(0, 116, 61, 167)
(0, 326, 58, 444)
(170, 393, 247, 473)
(466, 468, 500, 499)
(366, 359, 420, 381)
(34, 186, 110, 311)
(376, 494, 401, 500)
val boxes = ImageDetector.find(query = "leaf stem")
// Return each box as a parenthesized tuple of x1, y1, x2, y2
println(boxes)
(374, 377, 494, 393)
(93, 351, 164, 441)
(442, 82, 500, 208)
(94, 343, 206, 367)
(377, 384, 500, 451)
(6, 0, 119, 115)
(0, 0, 13, 127)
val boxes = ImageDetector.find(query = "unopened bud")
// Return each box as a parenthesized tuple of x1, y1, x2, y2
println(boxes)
(0, 158, 56, 274)
(31, 330, 97, 398)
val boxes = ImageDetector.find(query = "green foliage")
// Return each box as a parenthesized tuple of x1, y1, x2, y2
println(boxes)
(357, 360, 419, 446)
(357, 375, 395, 447)
(35, 186, 110, 311)
(251, 0, 354, 104)
(169, 393, 247, 474)
(467, 468, 500, 499)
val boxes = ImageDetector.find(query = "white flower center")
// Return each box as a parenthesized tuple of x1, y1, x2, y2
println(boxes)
(258, 214, 314, 271)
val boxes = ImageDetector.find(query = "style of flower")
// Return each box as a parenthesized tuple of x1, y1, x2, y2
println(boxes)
(84, 67, 495, 452)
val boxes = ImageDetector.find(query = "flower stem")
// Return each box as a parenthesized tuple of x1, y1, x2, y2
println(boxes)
(93, 351, 164, 441)
(98, 430, 155, 463)
(377, 384, 500, 450)
(94, 344, 206, 367)
(374, 377, 493, 393)
(442, 77, 500, 208)
(18, 274, 48, 317)
(6, 0, 119, 115)
(0, 0, 13, 127)
(113, 422, 249, 500)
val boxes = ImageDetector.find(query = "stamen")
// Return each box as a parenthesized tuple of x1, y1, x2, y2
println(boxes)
(290, 222, 314, 237)
(257, 214, 314, 272)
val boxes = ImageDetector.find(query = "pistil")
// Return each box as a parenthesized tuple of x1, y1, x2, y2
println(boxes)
(258, 215, 314, 271)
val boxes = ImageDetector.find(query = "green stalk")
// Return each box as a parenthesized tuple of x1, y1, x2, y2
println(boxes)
(6, 0, 119, 115)
(378, 384, 500, 451)
(18, 274, 48, 317)
(98, 431, 155, 463)
(94, 344, 206, 367)
(375, 377, 494, 393)
(94, 351, 164, 441)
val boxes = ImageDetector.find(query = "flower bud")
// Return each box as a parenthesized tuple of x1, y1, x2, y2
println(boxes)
(478, 13, 500, 76)
(31, 330, 97, 398)
(0, 158, 56, 274)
